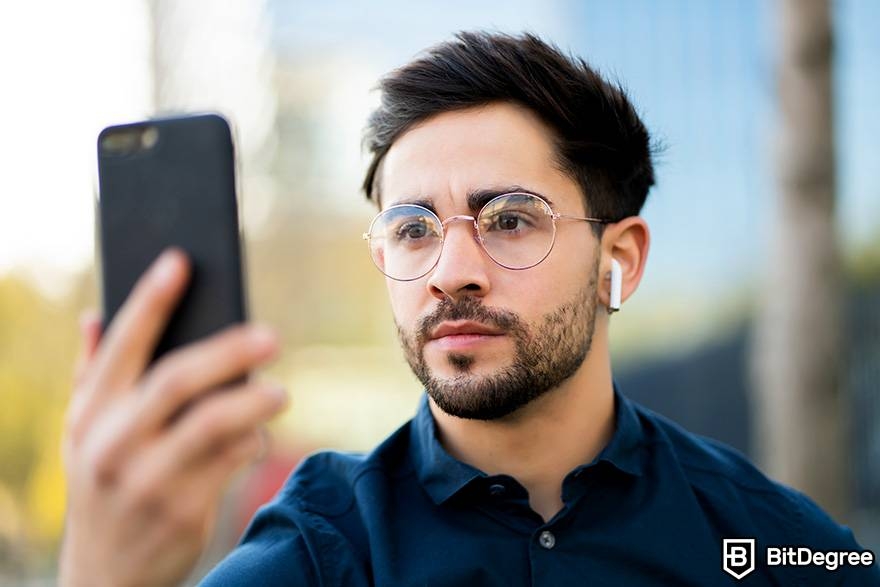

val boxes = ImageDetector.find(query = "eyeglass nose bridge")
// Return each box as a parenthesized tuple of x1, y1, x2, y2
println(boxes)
(439, 213, 485, 245)
(441, 213, 477, 230)
(436, 213, 491, 271)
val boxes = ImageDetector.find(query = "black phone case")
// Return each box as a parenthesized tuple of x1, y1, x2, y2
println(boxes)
(97, 113, 246, 364)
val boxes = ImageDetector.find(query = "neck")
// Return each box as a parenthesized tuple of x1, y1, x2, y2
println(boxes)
(428, 318, 616, 522)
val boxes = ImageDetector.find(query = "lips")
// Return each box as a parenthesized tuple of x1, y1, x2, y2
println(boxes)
(425, 321, 506, 352)
(429, 320, 504, 340)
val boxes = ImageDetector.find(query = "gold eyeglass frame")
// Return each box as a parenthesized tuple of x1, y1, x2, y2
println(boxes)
(362, 192, 611, 281)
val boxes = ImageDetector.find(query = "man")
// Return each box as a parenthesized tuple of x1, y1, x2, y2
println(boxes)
(61, 32, 878, 586)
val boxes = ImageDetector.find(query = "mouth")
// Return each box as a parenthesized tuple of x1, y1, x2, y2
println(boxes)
(427, 321, 506, 351)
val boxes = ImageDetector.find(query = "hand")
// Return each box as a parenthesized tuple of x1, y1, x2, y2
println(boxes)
(59, 249, 289, 587)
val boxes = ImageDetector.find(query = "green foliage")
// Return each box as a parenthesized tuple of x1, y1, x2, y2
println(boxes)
(0, 272, 81, 562)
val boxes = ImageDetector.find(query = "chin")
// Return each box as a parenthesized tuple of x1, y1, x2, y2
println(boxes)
(431, 351, 508, 377)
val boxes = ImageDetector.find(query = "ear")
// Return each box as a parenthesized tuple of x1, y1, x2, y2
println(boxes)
(598, 216, 650, 311)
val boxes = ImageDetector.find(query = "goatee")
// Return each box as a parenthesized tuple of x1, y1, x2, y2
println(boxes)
(396, 258, 600, 420)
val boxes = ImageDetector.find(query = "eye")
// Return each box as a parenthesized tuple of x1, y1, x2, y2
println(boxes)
(495, 213, 522, 231)
(485, 211, 532, 233)
(395, 218, 429, 240)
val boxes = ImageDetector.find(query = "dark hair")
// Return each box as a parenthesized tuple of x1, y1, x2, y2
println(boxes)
(362, 31, 657, 224)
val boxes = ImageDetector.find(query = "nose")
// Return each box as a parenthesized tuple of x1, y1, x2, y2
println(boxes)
(426, 216, 492, 302)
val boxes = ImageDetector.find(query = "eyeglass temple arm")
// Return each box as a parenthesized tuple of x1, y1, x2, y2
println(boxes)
(553, 212, 613, 224)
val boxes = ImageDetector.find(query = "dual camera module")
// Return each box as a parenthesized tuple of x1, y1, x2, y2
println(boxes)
(100, 125, 160, 157)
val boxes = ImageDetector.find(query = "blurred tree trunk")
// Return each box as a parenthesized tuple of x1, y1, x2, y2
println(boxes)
(751, 0, 848, 518)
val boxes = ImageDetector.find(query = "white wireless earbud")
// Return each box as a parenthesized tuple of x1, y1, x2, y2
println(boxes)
(608, 258, 622, 314)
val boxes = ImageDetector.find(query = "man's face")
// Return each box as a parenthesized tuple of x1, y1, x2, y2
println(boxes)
(379, 102, 602, 420)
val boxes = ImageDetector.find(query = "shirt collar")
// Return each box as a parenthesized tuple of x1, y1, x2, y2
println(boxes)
(576, 382, 646, 478)
(409, 393, 485, 505)
(409, 382, 646, 506)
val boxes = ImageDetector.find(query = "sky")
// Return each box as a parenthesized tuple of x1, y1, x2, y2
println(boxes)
(0, 0, 877, 305)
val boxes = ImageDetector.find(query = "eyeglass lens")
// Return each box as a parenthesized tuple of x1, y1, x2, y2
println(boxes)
(367, 193, 556, 281)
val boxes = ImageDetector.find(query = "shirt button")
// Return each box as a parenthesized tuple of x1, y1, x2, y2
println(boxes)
(538, 530, 556, 550)
(488, 483, 506, 497)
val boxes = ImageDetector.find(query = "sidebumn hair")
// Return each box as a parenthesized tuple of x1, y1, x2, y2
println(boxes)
(362, 31, 657, 224)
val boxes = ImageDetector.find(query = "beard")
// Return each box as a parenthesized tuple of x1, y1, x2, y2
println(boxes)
(396, 256, 600, 421)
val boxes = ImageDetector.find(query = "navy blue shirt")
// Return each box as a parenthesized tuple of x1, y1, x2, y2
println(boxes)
(200, 387, 879, 585)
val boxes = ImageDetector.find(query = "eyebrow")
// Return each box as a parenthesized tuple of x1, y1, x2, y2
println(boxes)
(389, 185, 554, 213)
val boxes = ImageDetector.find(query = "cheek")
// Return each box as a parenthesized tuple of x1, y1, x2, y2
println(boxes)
(501, 271, 567, 317)
(506, 247, 595, 310)
(548, 231, 596, 282)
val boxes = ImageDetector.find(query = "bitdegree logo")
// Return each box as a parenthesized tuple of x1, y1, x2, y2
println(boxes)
(723, 539, 755, 580)
(767, 546, 875, 571)
(723, 538, 875, 579)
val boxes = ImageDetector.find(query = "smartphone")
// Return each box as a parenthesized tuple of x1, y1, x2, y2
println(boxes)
(96, 113, 247, 364)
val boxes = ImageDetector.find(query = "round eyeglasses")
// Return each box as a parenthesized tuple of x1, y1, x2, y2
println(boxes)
(362, 192, 612, 281)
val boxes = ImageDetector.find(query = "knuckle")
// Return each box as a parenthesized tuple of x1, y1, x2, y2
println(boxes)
(90, 445, 121, 487)
(149, 360, 189, 398)
(189, 405, 228, 444)
(125, 476, 164, 512)
(76, 428, 121, 486)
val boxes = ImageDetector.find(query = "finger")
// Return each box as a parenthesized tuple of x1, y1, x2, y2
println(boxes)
(76, 325, 278, 479)
(72, 309, 103, 389)
(134, 323, 279, 435)
(133, 382, 287, 483)
(87, 248, 190, 396)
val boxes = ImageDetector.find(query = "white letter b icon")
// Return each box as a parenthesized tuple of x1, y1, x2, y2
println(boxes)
(723, 538, 756, 580)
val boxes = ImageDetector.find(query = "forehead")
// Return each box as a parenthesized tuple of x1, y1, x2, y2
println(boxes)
(380, 102, 582, 211)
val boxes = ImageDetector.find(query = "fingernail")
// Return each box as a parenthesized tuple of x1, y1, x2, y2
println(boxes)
(250, 325, 278, 349)
(153, 250, 180, 285)
(79, 309, 101, 331)
(265, 386, 288, 407)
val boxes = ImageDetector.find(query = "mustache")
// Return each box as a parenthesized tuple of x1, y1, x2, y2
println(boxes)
(415, 297, 523, 343)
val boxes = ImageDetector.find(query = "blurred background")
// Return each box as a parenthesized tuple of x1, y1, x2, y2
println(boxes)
(0, 0, 877, 583)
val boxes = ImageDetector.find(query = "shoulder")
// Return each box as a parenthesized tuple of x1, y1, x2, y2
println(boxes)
(198, 527, 319, 587)
(636, 402, 782, 495)
(283, 417, 415, 516)
(634, 402, 866, 550)
(283, 450, 370, 516)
